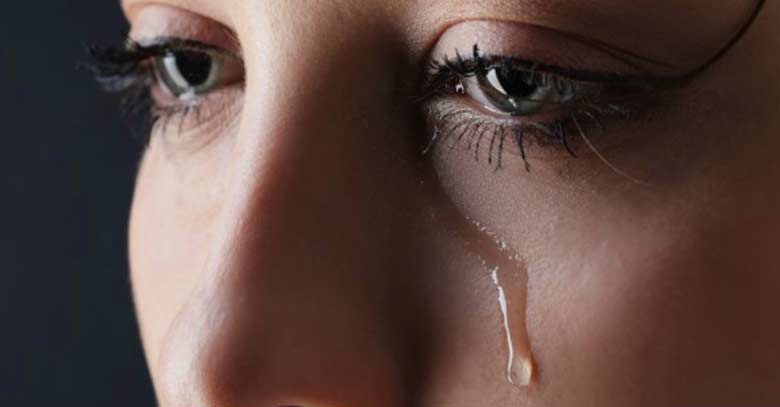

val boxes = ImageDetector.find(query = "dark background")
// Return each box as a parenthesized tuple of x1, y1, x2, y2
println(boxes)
(1, 1, 157, 405)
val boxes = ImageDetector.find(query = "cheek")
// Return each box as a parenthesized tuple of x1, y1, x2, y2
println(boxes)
(431, 124, 780, 403)
(128, 142, 228, 377)
(539, 208, 780, 405)
(487, 201, 780, 406)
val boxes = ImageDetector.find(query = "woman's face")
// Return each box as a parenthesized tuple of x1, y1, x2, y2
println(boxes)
(122, 0, 780, 405)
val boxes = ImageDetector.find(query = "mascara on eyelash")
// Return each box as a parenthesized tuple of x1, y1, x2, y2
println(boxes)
(83, 38, 232, 142)
(423, 44, 684, 99)
(84, 38, 230, 91)
(419, 44, 666, 170)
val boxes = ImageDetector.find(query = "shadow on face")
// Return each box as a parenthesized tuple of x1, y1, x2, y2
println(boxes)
(100, 0, 780, 405)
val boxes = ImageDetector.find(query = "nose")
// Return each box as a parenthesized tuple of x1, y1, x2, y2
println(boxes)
(155, 6, 434, 407)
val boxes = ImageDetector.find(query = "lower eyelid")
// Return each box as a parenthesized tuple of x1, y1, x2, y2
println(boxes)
(423, 96, 645, 165)
(453, 86, 579, 122)
(150, 85, 244, 150)
(426, 102, 556, 162)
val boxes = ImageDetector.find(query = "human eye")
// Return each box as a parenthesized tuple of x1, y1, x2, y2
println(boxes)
(464, 60, 579, 117)
(420, 24, 682, 171)
(150, 38, 242, 102)
(85, 7, 245, 148)
(433, 47, 604, 118)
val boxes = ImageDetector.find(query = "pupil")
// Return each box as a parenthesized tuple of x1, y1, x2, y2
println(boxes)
(496, 66, 536, 98)
(174, 51, 213, 86)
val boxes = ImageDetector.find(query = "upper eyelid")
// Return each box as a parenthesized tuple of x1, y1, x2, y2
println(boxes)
(122, 0, 235, 35)
(420, 48, 678, 115)
(132, 36, 241, 59)
(432, 46, 683, 90)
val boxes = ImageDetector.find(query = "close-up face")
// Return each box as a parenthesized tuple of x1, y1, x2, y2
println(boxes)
(106, 0, 780, 405)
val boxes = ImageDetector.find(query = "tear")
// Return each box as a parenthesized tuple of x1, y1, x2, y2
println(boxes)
(467, 219, 534, 387)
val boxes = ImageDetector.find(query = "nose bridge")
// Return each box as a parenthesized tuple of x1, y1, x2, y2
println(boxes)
(222, 0, 413, 320)
(228, 1, 411, 252)
(158, 6, 429, 407)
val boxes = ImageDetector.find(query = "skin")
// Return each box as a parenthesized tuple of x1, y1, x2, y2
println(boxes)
(123, 0, 780, 405)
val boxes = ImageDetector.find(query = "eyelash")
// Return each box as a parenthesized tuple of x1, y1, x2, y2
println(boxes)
(87, 38, 676, 169)
(85, 38, 238, 143)
(421, 46, 676, 170)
